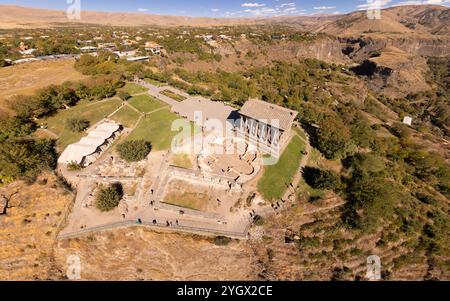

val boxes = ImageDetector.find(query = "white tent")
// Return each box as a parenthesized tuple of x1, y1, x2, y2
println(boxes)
(58, 122, 121, 165)
(58, 144, 99, 165)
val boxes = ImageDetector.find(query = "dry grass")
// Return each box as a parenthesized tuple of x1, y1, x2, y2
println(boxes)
(0, 173, 74, 280)
(171, 153, 193, 169)
(164, 191, 210, 211)
(54, 227, 255, 280)
(0, 59, 87, 113)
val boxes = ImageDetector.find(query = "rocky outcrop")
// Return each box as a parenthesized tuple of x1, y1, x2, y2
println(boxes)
(351, 46, 431, 98)
(341, 37, 450, 62)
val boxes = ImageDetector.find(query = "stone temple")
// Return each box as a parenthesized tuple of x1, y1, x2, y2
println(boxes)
(236, 99, 298, 157)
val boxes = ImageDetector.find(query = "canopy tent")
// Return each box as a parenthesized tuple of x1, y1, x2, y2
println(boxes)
(58, 122, 121, 165)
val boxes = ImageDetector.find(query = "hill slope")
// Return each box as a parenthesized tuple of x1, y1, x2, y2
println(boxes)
(317, 5, 450, 37)
(0, 4, 448, 35)
(0, 5, 261, 28)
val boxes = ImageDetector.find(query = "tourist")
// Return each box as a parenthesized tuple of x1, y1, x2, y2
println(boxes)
(175, 220, 179, 226)
(166, 221, 170, 227)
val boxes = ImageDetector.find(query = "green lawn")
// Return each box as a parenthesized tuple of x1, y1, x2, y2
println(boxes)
(128, 94, 165, 113)
(110, 105, 141, 128)
(119, 82, 148, 95)
(294, 126, 307, 141)
(43, 98, 122, 150)
(257, 135, 305, 201)
(124, 108, 184, 150)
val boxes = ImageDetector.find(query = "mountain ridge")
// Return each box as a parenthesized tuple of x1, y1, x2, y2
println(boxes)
(0, 4, 448, 35)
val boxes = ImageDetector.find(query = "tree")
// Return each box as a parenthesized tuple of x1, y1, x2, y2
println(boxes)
(0, 116, 35, 142)
(343, 173, 399, 232)
(117, 140, 152, 162)
(316, 116, 352, 160)
(67, 118, 90, 132)
(117, 91, 131, 101)
(95, 183, 123, 212)
(0, 139, 56, 184)
(303, 166, 342, 191)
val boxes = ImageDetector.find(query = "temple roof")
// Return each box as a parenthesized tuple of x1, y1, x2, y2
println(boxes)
(239, 99, 298, 131)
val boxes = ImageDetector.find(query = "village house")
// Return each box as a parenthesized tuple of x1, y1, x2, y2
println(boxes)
(145, 42, 163, 55)
(203, 34, 214, 42)
(19, 48, 36, 56)
(113, 50, 137, 58)
(79, 46, 98, 53)
(98, 43, 117, 51)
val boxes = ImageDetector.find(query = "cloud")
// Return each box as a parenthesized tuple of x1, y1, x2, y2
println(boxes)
(393, 0, 450, 5)
(357, 0, 392, 9)
(234, 1, 306, 17)
(137, 8, 149, 12)
(241, 2, 266, 7)
(211, 8, 220, 12)
(313, 6, 336, 10)
(244, 7, 275, 15)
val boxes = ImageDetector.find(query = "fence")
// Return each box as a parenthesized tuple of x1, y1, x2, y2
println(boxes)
(57, 218, 252, 240)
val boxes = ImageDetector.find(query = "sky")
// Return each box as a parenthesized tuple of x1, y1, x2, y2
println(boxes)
(1, 0, 449, 17)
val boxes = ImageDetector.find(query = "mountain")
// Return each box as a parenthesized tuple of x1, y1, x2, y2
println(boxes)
(0, 5, 261, 28)
(316, 5, 450, 37)
(0, 4, 449, 37)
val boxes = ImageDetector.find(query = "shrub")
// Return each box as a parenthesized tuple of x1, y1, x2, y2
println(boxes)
(117, 140, 152, 162)
(67, 118, 89, 132)
(67, 161, 82, 171)
(95, 183, 123, 212)
(213, 236, 232, 246)
(117, 91, 131, 101)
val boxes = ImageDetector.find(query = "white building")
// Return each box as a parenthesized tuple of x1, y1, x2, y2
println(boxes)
(145, 42, 163, 55)
(403, 116, 413, 126)
(19, 48, 36, 56)
(80, 46, 98, 53)
(113, 50, 137, 58)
